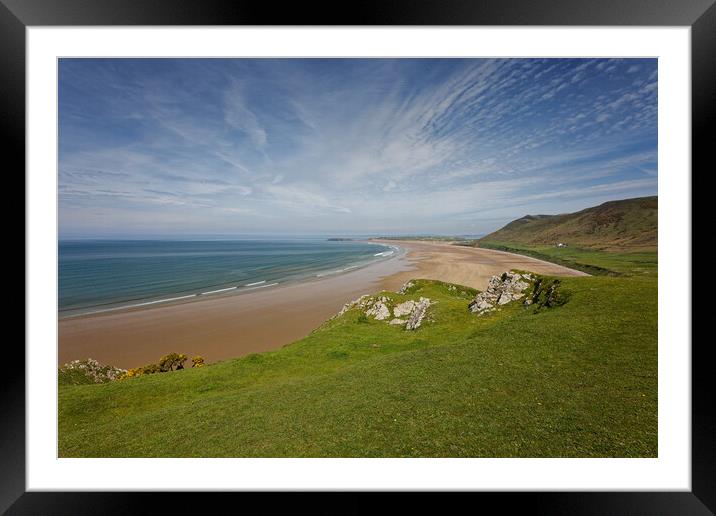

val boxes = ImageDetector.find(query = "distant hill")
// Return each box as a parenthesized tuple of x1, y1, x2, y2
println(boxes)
(480, 196, 657, 251)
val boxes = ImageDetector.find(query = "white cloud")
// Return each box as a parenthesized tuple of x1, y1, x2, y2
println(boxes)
(224, 83, 268, 148)
(59, 58, 658, 235)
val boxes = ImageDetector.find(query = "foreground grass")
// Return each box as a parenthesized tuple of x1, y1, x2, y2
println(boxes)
(478, 240, 657, 277)
(59, 266, 657, 457)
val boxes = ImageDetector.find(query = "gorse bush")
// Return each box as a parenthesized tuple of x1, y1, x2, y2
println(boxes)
(122, 368, 143, 379)
(121, 354, 188, 379)
(110, 353, 205, 380)
(159, 353, 188, 372)
(143, 363, 162, 374)
(57, 353, 205, 385)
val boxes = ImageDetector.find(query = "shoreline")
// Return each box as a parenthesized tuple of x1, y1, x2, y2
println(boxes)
(58, 244, 415, 368)
(58, 241, 401, 320)
(58, 241, 586, 369)
(372, 239, 587, 292)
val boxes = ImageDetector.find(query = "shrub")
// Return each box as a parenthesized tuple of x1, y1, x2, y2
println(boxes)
(159, 353, 188, 372)
(141, 363, 162, 375)
(117, 352, 200, 380)
(121, 367, 144, 380)
(528, 279, 570, 312)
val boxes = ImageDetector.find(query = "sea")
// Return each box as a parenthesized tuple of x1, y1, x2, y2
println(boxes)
(58, 238, 397, 318)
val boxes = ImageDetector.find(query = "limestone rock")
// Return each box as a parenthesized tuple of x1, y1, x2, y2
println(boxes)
(469, 271, 532, 316)
(393, 300, 416, 317)
(334, 286, 433, 330)
(366, 301, 391, 320)
(397, 281, 415, 294)
(497, 291, 513, 305)
(335, 294, 371, 318)
(405, 297, 432, 330)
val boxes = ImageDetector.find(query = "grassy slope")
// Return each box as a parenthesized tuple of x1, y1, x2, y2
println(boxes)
(480, 196, 657, 251)
(59, 268, 657, 457)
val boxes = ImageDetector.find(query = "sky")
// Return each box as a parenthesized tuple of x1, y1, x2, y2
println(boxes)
(58, 58, 657, 238)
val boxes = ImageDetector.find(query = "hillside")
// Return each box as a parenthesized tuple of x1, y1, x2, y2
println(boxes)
(58, 264, 657, 457)
(480, 196, 657, 251)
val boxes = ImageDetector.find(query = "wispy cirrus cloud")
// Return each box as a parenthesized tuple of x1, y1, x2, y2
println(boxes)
(59, 58, 657, 237)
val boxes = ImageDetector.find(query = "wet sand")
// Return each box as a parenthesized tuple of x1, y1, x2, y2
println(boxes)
(58, 241, 587, 369)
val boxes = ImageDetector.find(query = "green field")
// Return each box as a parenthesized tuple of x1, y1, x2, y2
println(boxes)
(478, 241, 657, 277)
(58, 249, 657, 458)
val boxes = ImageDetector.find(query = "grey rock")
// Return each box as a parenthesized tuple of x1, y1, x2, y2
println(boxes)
(335, 285, 434, 330)
(366, 301, 391, 321)
(405, 297, 432, 330)
(469, 271, 533, 315)
(497, 291, 513, 305)
(393, 300, 416, 317)
(335, 294, 371, 318)
(397, 281, 415, 294)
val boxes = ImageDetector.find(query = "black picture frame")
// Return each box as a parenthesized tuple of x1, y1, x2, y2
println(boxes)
(5, 0, 709, 513)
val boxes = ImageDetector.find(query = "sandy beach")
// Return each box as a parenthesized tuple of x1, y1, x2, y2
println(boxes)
(375, 240, 588, 291)
(58, 241, 587, 369)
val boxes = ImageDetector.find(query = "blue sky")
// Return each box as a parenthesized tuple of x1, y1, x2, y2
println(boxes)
(59, 58, 657, 237)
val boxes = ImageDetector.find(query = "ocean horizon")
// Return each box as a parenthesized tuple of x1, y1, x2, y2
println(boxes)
(59, 238, 395, 317)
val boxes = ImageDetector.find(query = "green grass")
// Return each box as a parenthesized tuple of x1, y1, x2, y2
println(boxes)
(59, 268, 657, 457)
(478, 241, 657, 277)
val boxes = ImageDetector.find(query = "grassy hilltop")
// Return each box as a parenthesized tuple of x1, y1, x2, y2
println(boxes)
(475, 196, 658, 277)
(58, 196, 658, 458)
(480, 196, 657, 251)
(59, 270, 657, 458)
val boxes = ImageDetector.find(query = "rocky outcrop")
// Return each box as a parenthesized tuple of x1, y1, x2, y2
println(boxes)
(336, 294, 371, 317)
(397, 281, 415, 294)
(393, 300, 416, 317)
(468, 271, 534, 315)
(366, 300, 391, 320)
(405, 297, 432, 330)
(335, 291, 433, 330)
(58, 358, 127, 384)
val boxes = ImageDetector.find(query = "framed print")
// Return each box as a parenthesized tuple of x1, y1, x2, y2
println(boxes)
(6, 0, 711, 512)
